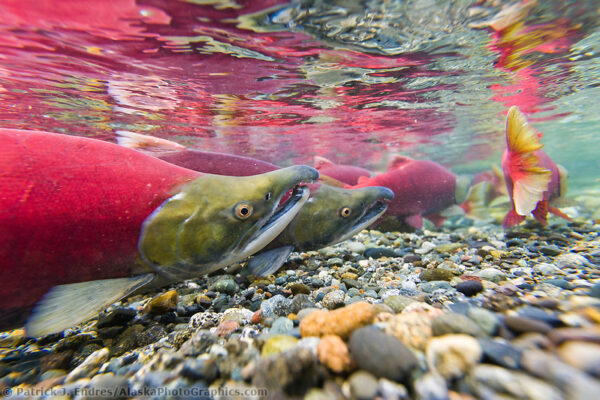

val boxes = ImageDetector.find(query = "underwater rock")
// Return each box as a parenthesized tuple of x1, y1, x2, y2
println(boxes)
(456, 280, 484, 296)
(299, 302, 376, 340)
(143, 290, 178, 315)
(189, 311, 220, 329)
(431, 312, 485, 337)
(384, 307, 440, 350)
(96, 309, 136, 329)
(348, 326, 417, 381)
(383, 295, 417, 313)
(262, 334, 299, 357)
(64, 347, 109, 384)
(260, 294, 292, 318)
(322, 290, 346, 310)
(467, 364, 563, 400)
(316, 334, 354, 374)
(426, 334, 482, 380)
(251, 348, 322, 397)
(215, 320, 239, 337)
(348, 370, 379, 400)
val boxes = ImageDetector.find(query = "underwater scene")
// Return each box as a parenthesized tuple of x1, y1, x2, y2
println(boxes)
(1, 0, 599, 398)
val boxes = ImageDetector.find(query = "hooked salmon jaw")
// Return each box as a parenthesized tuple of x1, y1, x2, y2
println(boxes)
(336, 198, 389, 243)
(231, 185, 310, 261)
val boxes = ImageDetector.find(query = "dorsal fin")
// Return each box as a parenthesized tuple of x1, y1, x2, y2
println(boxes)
(318, 175, 346, 188)
(387, 155, 413, 171)
(314, 156, 335, 169)
(115, 130, 187, 155)
(357, 175, 371, 185)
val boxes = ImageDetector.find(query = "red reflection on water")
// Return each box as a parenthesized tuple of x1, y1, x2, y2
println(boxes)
(485, 2, 584, 116)
(0, 0, 508, 169)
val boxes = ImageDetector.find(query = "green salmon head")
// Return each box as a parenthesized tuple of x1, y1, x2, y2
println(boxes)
(281, 184, 393, 250)
(139, 165, 318, 280)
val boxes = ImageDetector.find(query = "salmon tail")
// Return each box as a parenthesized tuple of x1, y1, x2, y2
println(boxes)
(115, 130, 187, 155)
(532, 199, 549, 225)
(492, 164, 508, 195)
(461, 181, 493, 220)
(506, 106, 545, 154)
(512, 168, 552, 215)
(503, 208, 526, 228)
(548, 205, 572, 221)
(505, 106, 552, 215)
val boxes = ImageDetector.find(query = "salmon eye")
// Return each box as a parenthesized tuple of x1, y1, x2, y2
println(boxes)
(234, 202, 253, 220)
(340, 207, 352, 218)
(265, 192, 272, 201)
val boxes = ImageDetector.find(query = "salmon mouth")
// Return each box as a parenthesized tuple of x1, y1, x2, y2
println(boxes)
(337, 199, 389, 242)
(336, 187, 394, 243)
(236, 184, 311, 259)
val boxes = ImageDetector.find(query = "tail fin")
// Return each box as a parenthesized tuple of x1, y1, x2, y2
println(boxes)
(461, 181, 493, 221)
(503, 208, 526, 228)
(492, 164, 508, 196)
(115, 130, 186, 155)
(505, 106, 552, 216)
(532, 199, 549, 225)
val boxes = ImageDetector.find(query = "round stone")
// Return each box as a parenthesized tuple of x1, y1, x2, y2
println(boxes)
(348, 326, 417, 382)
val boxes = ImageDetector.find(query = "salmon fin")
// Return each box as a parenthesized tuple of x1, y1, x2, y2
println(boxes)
(492, 164, 504, 181)
(425, 213, 446, 228)
(492, 164, 508, 195)
(405, 214, 423, 229)
(490, 195, 511, 208)
(357, 175, 371, 185)
(461, 181, 493, 220)
(440, 205, 465, 218)
(455, 175, 473, 204)
(314, 156, 335, 170)
(557, 164, 569, 197)
(548, 206, 572, 221)
(318, 175, 346, 188)
(387, 155, 412, 171)
(513, 168, 552, 215)
(115, 130, 186, 155)
(532, 199, 549, 225)
(244, 246, 295, 277)
(503, 208, 526, 228)
(506, 106, 553, 215)
(506, 106, 545, 154)
(25, 274, 154, 337)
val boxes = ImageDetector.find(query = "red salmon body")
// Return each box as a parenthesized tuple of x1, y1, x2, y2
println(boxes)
(350, 158, 457, 228)
(159, 150, 280, 177)
(0, 129, 199, 328)
(313, 156, 371, 185)
(500, 106, 569, 228)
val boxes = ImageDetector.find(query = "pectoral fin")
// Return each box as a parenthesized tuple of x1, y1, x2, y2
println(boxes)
(548, 205, 572, 221)
(405, 214, 423, 229)
(439, 205, 466, 218)
(245, 246, 295, 277)
(25, 274, 154, 337)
